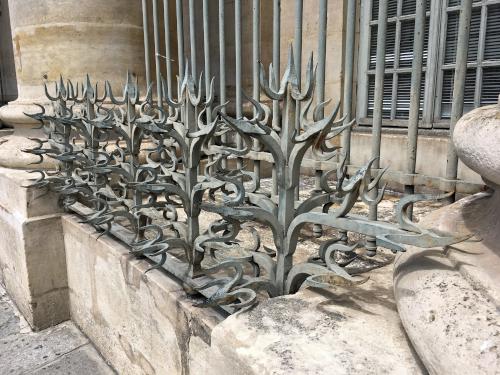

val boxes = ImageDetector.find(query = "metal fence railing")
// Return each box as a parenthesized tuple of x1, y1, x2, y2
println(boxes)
(140, 0, 484, 196)
(24, 0, 477, 313)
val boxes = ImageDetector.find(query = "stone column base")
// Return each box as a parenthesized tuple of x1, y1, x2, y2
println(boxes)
(0, 101, 41, 128)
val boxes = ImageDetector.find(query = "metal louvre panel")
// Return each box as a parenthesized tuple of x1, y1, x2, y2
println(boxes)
(396, 72, 426, 119)
(441, 68, 477, 118)
(399, 17, 430, 67)
(484, 4, 500, 61)
(369, 22, 397, 69)
(401, 0, 431, 16)
(440, 2, 500, 118)
(444, 7, 481, 64)
(448, 0, 482, 6)
(481, 67, 500, 105)
(367, 73, 393, 118)
(371, 0, 398, 21)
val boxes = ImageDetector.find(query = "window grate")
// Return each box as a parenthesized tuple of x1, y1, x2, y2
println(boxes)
(359, 0, 500, 128)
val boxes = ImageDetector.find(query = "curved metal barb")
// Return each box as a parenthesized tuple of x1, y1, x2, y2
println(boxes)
(24, 56, 467, 313)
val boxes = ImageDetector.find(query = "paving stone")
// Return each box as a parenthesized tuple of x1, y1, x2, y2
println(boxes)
(31, 344, 116, 375)
(0, 283, 114, 375)
(0, 322, 89, 374)
(0, 288, 20, 338)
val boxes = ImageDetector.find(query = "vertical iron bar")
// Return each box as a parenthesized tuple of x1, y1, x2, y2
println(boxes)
(203, 0, 212, 122)
(390, 0, 403, 120)
(316, 0, 328, 120)
(152, 0, 162, 105)
(342, 0, 356, 165)
(339, 0, 356, 246)
(313, 0, 328, 238)
(253, 0, 261, 190)
(185, 97, 200, 275)
(294, 0, 303, 117)
(445, 0, 472, 200)
(163, 0, 173, 114)
(219, 0, 227, 168)
(203, 0, 214, 173)
(271, 0, 281, 198)
(294, 0, 303, 200)
(405, 0, 426, 217)
(176, 0, 185, 84)
(474, 4, 487, 108)
(367, 0, 388, 256)
(189, 0, 197, 79)
(235, 0, 243, 169)
(142, 0, 151, 86)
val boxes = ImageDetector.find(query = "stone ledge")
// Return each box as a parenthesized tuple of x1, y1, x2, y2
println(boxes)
(210, 281, 425, 375)
(62, 214, 424, 375)
(0, 167, 62, 218)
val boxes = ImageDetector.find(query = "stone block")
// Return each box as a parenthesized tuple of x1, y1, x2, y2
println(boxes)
(62, 215, 224, 375)
(62, 214, 424, 374)
(210, 280, 425, 375)
(0, 135, 58, 170)
(0, 167, 68, 330)
(0, 167, 62, 218)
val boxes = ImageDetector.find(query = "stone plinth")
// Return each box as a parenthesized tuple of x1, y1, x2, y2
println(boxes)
(0, 0, 145, 128)
(0, 168, 68, 330)
(394, 192, 500, 374)
(62, 214, 423, 375)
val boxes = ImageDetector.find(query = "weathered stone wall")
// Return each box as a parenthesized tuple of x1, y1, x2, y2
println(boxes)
(349, 132, 483, 187)
(0, 168, 68, 329)
(280, 0, 346, 109)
